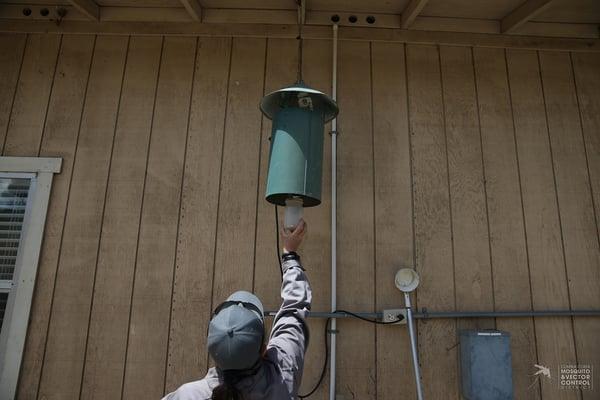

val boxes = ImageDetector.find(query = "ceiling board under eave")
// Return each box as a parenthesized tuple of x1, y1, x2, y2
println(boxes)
(4, 0, 600, 26)
(3, 0, 69, 4)
(532, 0, 600, 23)
(95, 0, 181, 6)
(421, 0, 524, 20)
(198, 0, 411, 13)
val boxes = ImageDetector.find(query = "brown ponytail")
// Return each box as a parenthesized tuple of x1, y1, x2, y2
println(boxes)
(211, 382, 242, 400)
(212, 358, 267, 400)
(211, 368, 252, 400)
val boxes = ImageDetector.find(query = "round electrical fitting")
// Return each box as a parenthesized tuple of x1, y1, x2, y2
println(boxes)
(395, 268, 420, 293)
(22, 8, 32, 16)
(331, 14, 340, 23)
(366, 16, 376, 24)
(40, 8, 49, 16)
(348, 15, 357, 23)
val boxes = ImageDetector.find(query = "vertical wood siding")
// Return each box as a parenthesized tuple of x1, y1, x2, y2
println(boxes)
(0, 32, 597, 399)
(473, 47, 539, 400)
(406, 43, 458, 400)
(371, 41, 415, 400)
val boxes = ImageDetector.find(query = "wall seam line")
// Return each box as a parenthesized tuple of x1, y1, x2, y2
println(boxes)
(36, 34, 63, 157)
(1, 33, 28, 155)
(206, 36, 234, 371)
(536, 51, 581, 397)
(403, 44, 420, 400)
(369, 40, 378, 400)
(162, 35, 200, 396)
(252, 37, 268, 295)
(119, 34, 165, 400)
(569, 52, 600, 248)
(567, 50, 598, 400)
(34, 33, 97, 400)
(470, 47, 497, 325)
(504, 47, 542, 399)
(437, 44, 459, 399)
(34, 34, 62, 156)
(78, 33, 131, 399)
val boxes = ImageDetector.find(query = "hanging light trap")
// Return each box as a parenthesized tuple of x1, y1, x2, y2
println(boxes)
(260, 83, 338, 229)
(259, 0, 338, 230)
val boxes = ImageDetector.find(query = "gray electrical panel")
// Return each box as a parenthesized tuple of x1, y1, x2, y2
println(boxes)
(460, 330, 513, 400)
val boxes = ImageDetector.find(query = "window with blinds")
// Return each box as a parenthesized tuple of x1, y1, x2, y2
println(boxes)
(0, 177, 31, 332)
(0, 158, 60, 398)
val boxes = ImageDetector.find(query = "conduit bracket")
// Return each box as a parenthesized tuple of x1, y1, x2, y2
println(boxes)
(298, 0, 306, 25)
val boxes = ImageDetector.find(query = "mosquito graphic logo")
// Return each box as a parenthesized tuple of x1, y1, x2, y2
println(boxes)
(529, 364, 551, 389)
(534, 364, 551, 379)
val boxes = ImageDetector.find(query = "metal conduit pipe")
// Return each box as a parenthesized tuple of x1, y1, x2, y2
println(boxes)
(264, 310, 600, 319)
(329, 22, 339, 400)
(412, 310, 600, 319)
(311, 21, 600, 400)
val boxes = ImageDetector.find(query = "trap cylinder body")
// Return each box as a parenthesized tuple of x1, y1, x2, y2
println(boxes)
(266, 107, 324, 207)
(260, 84, 338, 208)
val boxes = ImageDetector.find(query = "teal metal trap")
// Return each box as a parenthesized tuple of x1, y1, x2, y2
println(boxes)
(260, 83, 338, 209)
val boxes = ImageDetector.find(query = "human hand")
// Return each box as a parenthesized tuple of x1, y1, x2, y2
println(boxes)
(281, 219, 306, 253)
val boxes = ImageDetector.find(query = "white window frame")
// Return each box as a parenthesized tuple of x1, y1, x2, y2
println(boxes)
(0, 157, 61, 399)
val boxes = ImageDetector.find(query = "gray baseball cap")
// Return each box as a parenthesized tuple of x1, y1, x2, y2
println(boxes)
(207, 291, 265, 371)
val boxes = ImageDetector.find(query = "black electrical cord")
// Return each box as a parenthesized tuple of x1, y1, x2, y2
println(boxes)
(274, 202, 403, 397)
(298, 311, 404, 398)
(299, 318, 331, 399)
(334, 309, 404, 325)
(275, 205, 283, 280)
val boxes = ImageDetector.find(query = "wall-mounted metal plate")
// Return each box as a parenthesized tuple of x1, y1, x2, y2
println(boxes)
(460, 330, 513, 400)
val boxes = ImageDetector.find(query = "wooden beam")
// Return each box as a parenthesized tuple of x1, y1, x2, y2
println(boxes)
(1, 21, 598, 52)
(68, 0, 99, 21)
(501, 0, 555, 33)
(401, 0, 429, 29)
(179, 0, 202, 21)
(0, 6, 597, 39)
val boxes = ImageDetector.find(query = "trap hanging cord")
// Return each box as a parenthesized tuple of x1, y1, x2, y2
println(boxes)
(296, 0, 304, 83)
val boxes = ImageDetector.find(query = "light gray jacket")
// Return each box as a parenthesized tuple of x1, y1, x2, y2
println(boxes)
(162, 258, 312, 400)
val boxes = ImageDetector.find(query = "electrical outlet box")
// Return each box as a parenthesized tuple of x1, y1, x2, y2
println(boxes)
(382, 309, 407, 325)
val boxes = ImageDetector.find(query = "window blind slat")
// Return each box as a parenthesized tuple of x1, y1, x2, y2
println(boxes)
(0, 292, 8, 331)
(0, 178, 30, 281)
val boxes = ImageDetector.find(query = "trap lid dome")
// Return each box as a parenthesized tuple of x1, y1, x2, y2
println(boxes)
(260, 83, 339, 122)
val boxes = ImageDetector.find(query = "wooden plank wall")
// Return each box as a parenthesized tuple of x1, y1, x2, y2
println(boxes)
(0, 32, 597, 400)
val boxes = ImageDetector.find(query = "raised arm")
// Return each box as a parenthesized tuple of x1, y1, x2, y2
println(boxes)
(266, 220, 312, 395)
